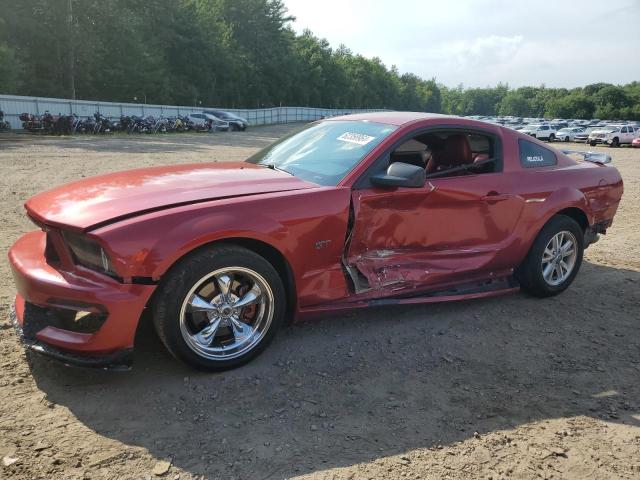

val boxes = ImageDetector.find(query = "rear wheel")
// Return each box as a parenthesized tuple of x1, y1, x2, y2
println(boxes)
(548, 133, 555, 142)
(152, 244, 286, 370)
(517, 215, 584, 297)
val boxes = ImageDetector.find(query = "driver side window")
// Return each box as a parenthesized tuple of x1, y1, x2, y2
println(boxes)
(389, 130, 499, 179)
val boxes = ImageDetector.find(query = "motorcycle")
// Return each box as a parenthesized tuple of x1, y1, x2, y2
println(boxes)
(127, 115, 155, 134)
(93, 113, 114, 133)
(153, 116, 170, 133)
(76, 116, 96, 134)
(54, 114, 75, 135)
(116, 115, 134, 133)
(177, 115, 194, 132)
(0, 111, 10, 132)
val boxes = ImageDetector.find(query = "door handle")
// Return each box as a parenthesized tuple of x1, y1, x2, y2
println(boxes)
(481, 191, 510, 202)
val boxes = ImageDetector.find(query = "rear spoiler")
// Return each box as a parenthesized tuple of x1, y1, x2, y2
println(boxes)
(562, 150, 611, 164)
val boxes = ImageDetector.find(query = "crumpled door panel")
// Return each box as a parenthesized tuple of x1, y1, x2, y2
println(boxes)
(345, 180, 523, 294)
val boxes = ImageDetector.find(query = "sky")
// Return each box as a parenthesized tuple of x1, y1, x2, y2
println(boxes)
(284, 0, 640, 89)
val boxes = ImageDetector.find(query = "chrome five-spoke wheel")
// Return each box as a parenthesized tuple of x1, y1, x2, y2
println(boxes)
(153, 245, 285, 370)
(541, 231, 577, 286)
(179, 267, 275, 360)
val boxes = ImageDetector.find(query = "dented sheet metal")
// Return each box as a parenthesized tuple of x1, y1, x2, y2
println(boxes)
(349, 248, 497, 292)
(346, 175, 524, 293)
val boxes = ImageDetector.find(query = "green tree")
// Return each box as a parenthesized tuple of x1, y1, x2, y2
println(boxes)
(498, 91, 532, 117)
(0, 0, 637, 118)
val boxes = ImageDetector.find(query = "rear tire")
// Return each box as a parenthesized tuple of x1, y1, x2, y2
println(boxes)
(517, 215, 584, 298)
(152, 244, 286, 371)
(548, 133, 555, 142)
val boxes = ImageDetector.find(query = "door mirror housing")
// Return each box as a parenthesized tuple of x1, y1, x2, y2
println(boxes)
(370, 162, 426, 188)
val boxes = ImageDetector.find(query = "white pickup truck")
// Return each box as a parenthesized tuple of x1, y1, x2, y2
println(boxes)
(588, 124, 638, 147)
(518, 124, 557, 141)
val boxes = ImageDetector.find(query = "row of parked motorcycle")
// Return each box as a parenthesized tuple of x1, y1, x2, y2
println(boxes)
(15, 111, 217, 135)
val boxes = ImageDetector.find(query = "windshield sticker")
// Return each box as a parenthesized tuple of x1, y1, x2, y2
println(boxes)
(337, 132, 376, 146)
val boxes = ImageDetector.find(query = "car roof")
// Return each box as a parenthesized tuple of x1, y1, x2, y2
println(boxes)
(327, 111, 452, 126)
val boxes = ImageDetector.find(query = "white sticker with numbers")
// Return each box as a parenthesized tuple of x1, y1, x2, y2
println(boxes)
(337, 132, 376, 146)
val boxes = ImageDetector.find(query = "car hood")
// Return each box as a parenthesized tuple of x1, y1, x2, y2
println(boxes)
(25, 162, 317, 231)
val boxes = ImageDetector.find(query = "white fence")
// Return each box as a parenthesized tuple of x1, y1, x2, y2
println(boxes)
(0, 94, 387, 130)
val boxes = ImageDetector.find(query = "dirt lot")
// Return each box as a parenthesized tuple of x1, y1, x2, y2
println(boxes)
(0, 126, 639, 480)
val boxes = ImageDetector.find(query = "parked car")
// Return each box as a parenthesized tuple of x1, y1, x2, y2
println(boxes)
(9, 113, 623, 371)
(588, 124, 637, 147)
(188, 113, 230, 132)
(203, 110, 249, 131)
(573, 128, 592, 143)
(556, 127, 586, 142)
(518, 124, 557, 141)
(632, 137, 640, 148)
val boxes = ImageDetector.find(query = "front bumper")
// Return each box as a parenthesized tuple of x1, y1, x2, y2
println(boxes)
(11, 300, 133, 370)
(8, 230, 156, 369)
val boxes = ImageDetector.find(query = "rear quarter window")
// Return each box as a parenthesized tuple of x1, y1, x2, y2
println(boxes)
(518, 139, 557, 168)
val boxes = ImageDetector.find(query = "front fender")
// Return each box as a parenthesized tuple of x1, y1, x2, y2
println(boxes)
(92, 187, 352, 306)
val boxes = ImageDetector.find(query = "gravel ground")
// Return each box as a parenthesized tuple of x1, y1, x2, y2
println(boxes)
(0, 127, 639, 480)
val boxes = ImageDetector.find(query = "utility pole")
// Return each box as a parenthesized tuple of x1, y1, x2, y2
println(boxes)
(67, 0, 76, 99)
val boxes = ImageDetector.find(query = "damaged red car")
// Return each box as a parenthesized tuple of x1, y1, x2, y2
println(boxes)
(9, 112, 624, 371)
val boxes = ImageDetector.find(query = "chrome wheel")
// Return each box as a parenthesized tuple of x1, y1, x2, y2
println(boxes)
(541, 231, 578, 286)
(179, 267, 274, 360)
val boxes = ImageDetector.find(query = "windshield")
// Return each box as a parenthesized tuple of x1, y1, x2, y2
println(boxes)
(246, 120, 397, 186)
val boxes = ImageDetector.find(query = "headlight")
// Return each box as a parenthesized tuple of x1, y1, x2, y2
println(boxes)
(62, 231, 117, 277)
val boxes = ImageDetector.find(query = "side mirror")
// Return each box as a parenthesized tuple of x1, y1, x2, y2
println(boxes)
(370, 162, 426, 188)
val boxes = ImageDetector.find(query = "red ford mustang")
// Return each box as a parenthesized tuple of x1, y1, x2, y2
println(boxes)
(9, 113, 624, 371)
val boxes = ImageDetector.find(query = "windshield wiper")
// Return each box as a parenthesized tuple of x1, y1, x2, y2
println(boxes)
(262, 163, 293, 176)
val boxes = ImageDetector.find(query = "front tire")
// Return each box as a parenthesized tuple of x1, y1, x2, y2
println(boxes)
(517, 215, 584, 297)
(548, 133, 555, 142)
(152, 244, 286, 371)
(611, 137, 619, 148)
